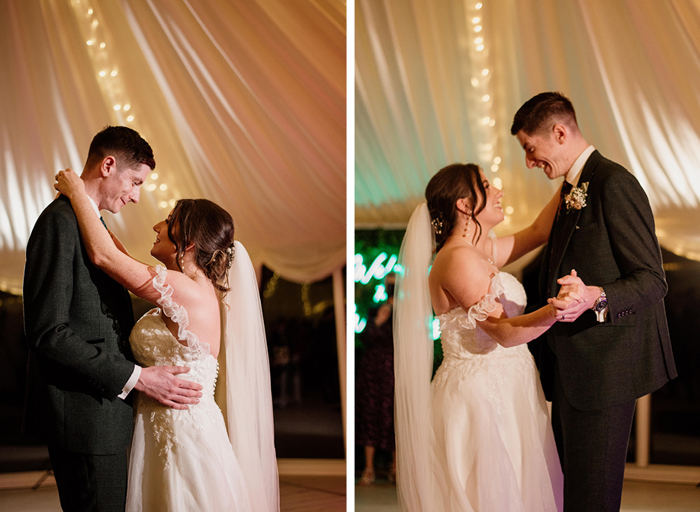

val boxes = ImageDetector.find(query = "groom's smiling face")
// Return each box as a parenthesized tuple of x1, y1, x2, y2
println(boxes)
(100, 159, 151, 213)
(516, 127, 569, 180)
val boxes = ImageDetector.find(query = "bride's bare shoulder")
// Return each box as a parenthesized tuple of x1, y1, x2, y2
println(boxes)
(431, 244, 493, 308)
(432, 244, 485, 275)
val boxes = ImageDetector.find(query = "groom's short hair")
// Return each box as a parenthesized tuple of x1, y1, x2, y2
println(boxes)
(86, 126, 156, 171)
(510, 92, 578, 136)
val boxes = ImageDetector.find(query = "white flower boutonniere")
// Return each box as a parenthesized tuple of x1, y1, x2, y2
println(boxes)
(564, 182, 589, 212)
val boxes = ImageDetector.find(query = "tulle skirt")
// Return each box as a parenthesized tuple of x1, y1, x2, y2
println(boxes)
(430, 346, 563, 512)
(125, 396, 252, 512)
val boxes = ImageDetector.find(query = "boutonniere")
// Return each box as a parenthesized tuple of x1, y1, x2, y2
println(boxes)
(564, 182, 589, 212)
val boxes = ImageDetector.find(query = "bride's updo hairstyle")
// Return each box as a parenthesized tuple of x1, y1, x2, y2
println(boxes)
(168, 199, 235, 293)
(425, 163, 488, 251)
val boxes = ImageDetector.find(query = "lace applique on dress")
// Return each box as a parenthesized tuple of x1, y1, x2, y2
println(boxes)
(128, 266, 222, 469)
(125, 263, 254, 512)
(433, 273, 533, 397)
(429, 269, 563, 511)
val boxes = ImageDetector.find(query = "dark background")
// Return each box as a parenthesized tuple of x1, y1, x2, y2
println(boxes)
(0, 265, 345, 472)
(354, 228, 700, 474)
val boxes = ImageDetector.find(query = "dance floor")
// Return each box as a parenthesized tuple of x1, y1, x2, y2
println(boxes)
(354, 478, 700, 512)
(0, 461, 346, 512)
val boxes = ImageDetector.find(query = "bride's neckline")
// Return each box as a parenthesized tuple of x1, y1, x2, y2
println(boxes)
(467, 241, 495, 266)
(443, 236, 495, 267)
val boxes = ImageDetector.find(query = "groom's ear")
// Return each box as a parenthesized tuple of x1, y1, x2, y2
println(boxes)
(553, 124, 567, 144)
(99, 156, 117, 177)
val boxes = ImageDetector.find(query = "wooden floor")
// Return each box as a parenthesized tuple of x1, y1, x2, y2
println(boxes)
(280, 475, 345, 511)
(0, 462, 346, 512)
(354, 478, 700, 512)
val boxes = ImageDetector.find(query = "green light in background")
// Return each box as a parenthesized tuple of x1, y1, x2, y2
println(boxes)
(355, 253, 399, 284)
(373, 284, 387, 303)
(354, 304, 367, 333)
(432, 317, 441, 341)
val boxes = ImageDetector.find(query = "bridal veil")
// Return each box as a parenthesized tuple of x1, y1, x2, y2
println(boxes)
(218, 241, 279, 512)
(393, 202, 440, 511)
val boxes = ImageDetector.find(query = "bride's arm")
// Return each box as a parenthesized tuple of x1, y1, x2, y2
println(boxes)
(440, 248, 568, 348)
(108, 230, 130, 256)
(54, 169, 192, 306)
(492, 186, 561, 267)
(55, 169, 203, 407)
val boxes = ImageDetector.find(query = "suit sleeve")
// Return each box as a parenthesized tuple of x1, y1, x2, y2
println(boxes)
(599, 169, 667, 322)
(23, 207, 135, 399)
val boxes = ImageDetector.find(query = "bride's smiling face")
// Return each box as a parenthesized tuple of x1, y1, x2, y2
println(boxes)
(151, 209, 178, 266)
(473, 171, 505, 229)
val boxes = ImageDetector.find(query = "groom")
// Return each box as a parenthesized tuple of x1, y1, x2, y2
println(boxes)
(23, 126, 202, 512)
(511, 92, 676, 511)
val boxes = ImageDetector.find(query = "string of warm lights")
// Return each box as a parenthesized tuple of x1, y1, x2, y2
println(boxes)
(71, 0, 177, 211)
(467, 2, 514, 220)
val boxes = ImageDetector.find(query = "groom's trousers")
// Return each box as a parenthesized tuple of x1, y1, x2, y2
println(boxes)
(48, 446, 128, 512)
(551, 362, 636, 512)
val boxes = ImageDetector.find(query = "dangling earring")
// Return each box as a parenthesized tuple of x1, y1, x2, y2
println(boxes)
(463, 213, 472, 241)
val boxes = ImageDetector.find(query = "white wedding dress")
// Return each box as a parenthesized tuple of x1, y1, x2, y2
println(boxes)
(125, 267, 252, 512)
(431, 271, 563, 511)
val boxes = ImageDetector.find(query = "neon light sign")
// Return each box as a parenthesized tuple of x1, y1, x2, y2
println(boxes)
(354, 253, 401, 284)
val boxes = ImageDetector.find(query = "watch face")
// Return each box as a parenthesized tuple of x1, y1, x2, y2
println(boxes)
(594, 299, 608, 312)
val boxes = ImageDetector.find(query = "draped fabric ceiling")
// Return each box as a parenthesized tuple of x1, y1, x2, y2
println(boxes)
(356, 0, 700, 262)
(0, 0, 346, 294)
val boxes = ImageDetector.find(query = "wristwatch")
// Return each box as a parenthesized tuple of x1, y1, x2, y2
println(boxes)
(593, 288, 607, 322)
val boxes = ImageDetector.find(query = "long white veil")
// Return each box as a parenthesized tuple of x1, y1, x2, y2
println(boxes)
(218, 241, 279, 512)
(393, 202, 438, 511)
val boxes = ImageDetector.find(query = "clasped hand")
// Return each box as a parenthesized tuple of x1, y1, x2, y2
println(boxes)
(54, 168, 83, 198)
(547, 269, 598, 322)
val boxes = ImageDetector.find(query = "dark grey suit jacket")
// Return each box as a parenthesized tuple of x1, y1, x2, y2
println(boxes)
(539, 150, 677, 411)
(23, 195, 136, 454)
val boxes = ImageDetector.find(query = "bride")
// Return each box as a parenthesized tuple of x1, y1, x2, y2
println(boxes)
(55, 169, 279, 512)
(395, 163, 574, 511)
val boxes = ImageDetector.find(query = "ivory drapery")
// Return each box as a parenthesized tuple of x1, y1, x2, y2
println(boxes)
(356, 0, 700, 261)
(0, 0, 346, 293)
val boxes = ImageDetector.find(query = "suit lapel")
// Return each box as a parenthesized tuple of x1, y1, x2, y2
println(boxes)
(546, 151, 600, 295)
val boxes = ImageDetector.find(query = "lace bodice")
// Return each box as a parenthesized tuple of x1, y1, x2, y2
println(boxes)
(128, 266, 221, 467)
(130, 309, 219, 397)
(436, 272, 528, 359)
(130, 266, 218, 397)
(432, 272, 535, 414)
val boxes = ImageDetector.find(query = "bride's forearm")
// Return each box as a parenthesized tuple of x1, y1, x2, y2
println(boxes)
(479, 305, 557, 347)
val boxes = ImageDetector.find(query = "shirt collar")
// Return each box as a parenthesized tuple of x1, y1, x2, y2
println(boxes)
(566, 145, 595, 187)
(87, 196, 102, 218)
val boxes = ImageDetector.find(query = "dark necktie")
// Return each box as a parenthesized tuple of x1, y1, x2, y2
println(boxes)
(100, 216, 107, 229)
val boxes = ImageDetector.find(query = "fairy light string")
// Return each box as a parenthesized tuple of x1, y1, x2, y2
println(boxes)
(71, 0, 177, 210)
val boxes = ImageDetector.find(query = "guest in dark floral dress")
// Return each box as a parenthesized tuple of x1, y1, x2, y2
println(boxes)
(356, 274, 396, 485)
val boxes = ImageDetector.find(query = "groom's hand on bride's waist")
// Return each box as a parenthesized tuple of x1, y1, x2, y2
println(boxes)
(135, 366, 203, 410)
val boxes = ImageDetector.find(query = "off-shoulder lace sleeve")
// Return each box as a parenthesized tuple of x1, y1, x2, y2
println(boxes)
(152, 265, 208, 356)
(446, 272, 506, 330)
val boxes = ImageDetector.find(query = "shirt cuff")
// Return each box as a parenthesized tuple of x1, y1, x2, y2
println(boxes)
(118, 365, 142, 400)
